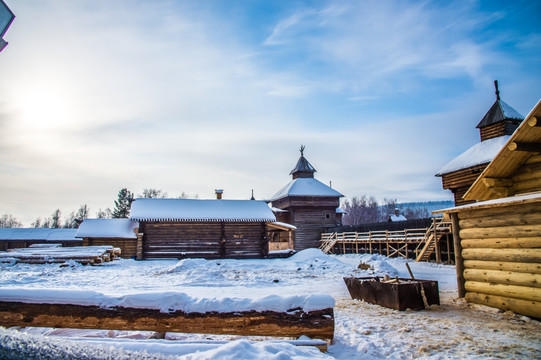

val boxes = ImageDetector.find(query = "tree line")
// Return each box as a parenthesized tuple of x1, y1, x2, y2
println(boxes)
(0, 188, 199, 228)
(341, 195, 430, 226)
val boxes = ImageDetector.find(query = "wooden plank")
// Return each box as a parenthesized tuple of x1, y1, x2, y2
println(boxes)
(459, 212, 541, 229)
(0, 302, 334, 341)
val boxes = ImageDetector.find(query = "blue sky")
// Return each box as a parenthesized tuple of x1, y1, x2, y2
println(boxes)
(1, 0, 540, 225)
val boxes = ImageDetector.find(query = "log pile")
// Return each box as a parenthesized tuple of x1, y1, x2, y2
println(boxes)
(0, 246, 121, 265)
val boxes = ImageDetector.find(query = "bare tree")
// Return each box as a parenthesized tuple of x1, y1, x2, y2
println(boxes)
(0, 214, 22, 228)
(96, 208, 113, 219)
(140, 188, 168, 198)
(178, 192, 199, 199)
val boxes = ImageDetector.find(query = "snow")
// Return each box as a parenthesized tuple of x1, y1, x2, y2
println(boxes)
(130, 198, 276, 222)
(435, 135, 510, 175)
(433, 191, 541, 214)
(500, 99, 524, 119)
(271, 178, 344, 201)
(76, 218, 139, 238)
(389, 214, 407, 222)
(0, 228, 80, 241)
(0, 249, 540, 359)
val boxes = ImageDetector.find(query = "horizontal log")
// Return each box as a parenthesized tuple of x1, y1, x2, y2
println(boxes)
(465, 292, 541, 319)
(460, 224, 541, 239)
(513, 178, 541, 193)
(457, 203, 541, 220)
(527, 116, 540, 127)
(465, 281, 541, 302)
(0, 302, 334, 340)
(463, 260, 541, 274)
(462, 248, 541, 263)
(461, 237, 541, 249)
(464, 269, 541, 288)
(508, 141, 541, 153)
(459, 213, 541, 229)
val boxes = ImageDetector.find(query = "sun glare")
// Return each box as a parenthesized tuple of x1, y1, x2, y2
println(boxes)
(18, 88, 70, 129)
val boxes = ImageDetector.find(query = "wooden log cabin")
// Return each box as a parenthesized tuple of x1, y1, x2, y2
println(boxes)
(436, 81, 524, 206)
(270, 146, 344, 251)
(0, 228, 80, 251)
(129, 198, 277, 259)
(75, 218, 139, 259)
(435, 98, 541, 319)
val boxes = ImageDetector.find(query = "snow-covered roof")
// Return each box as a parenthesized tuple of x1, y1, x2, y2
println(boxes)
(389, 214, 407, 222)
(476, 100, 524, 128)
(75, 219, 139, 239)
(433, 191, 541, 215)
(336, 207, 346, 214)
(130, 198, 276, 222)
(290, 156, 316, 175)
(270, 178, 344, 201)
(0, 228, 80, 241)
(436, 135, 510, 176)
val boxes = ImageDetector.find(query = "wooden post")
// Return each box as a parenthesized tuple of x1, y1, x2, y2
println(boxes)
(446, 235, 451, 264)
(450, 213, 465, 298)
(136, 233, 144, 260)
(355, 233, 358, 254)
(434, 218, 441, 263)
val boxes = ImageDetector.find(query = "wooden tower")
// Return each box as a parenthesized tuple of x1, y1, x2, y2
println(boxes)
(436, 81, 524, 206)
(270, 146, 343, 251)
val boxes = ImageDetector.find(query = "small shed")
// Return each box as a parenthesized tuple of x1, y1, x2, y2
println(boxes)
(0, 228, 80, 251)
(435, 98, 541, 319)
(130, 198, 277, 259)
(76, 219, 139, 258)
(436, 82, 524, 206)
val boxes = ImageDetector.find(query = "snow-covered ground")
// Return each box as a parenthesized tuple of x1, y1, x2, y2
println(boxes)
(0, 249, 540, 359)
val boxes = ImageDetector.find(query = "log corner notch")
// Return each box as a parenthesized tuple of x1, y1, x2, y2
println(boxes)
(481, 177, 515, 198)
(0, 301, 335, 350)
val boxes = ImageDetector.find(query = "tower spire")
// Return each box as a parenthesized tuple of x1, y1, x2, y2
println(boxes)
(494, 80, 500, 101)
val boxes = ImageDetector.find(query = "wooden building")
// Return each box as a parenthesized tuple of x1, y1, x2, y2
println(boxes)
(130, 198, 277, 259)
(435, 98, 541, 319)
(270, 147, 344, 251)
(436, 81, 524, 206)
(76, 219, 139, 259)
(0, 228, 80, 251)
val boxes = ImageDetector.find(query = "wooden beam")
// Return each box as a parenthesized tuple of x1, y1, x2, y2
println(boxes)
(450, 213, 466, 298)
(508, 141, 541, 153)
(0, 302, 335, 341)
(527, 116, 541, 127)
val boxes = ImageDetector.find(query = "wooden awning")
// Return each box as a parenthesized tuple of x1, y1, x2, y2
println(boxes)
(266, 222, 297, 231)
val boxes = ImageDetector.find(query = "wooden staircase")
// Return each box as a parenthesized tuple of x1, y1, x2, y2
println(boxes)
(319, 233, 338, 254)
(415, 218, 451, 262)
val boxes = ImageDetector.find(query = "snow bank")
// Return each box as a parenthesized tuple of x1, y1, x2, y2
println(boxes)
(0, 288, 334, 313)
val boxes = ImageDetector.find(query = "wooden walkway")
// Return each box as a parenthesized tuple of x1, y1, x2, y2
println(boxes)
(319, 218, 452, 263)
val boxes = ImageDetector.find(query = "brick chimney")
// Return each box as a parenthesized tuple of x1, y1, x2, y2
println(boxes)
(215, 189, 223, 200)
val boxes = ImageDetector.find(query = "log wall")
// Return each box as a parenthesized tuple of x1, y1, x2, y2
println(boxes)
(140, 222, 267, 259)
(83, 238, 137, 259)
(291, 206, 339, 251)
(511, 154, 541, 195)
(0, 240, 81, 252)
(440, 164, 487, 206)
(480, 121, 520, 142)
(457, 201, 541, 318)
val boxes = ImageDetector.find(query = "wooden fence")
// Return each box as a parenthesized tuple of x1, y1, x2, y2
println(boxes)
(320, 218, 453, 263)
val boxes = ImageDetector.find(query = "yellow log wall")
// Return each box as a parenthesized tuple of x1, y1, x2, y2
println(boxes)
(457, 201, 541, 318)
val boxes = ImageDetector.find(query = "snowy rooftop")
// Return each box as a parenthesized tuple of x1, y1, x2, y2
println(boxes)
(130, 198, 276, 222)
(76, 219, 139, 239)
(271, 178, 344, 201)
(476, 99, 524, 128)
(436, 135, 509, 176)
(0, 228, 80, 241)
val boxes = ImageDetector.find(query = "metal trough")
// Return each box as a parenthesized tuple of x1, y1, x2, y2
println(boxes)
(343, 276, 439, 311)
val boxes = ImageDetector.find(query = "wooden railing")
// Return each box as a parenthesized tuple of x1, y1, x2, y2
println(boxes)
(319, 218, 452, 262)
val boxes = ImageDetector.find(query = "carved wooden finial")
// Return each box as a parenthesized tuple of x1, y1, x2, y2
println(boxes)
(300, 145, 305, 156)
(494, 80, 500, 101)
